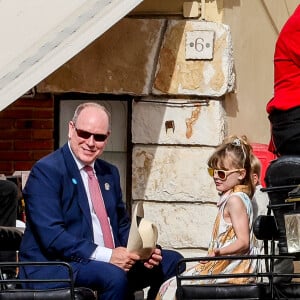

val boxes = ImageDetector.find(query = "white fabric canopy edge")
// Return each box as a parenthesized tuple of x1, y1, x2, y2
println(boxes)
(0, 0, 143, 111)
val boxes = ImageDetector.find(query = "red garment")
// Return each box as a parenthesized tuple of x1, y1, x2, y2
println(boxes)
(266, 5, 300, 113)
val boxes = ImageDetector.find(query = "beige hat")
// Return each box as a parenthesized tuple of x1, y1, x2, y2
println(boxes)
(127, 201, 158, 260)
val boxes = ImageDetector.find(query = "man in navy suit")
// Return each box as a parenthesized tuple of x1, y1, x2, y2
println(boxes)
(19, 102, 184, 299)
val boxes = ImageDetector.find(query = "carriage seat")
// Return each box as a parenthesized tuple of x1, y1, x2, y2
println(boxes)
(0, 226, 96, 300)
(176, 215, 300, 299)
(176, 281, 269, 300)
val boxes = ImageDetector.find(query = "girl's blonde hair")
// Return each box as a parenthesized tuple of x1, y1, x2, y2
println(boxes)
(208, 135, 255, 197)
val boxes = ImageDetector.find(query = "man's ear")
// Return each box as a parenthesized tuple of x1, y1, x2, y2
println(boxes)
(68, 121, 74, 140)
(103, 130, 111, 146)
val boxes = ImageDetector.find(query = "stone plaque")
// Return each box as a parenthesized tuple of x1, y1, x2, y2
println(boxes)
(185, 30, 214, 60)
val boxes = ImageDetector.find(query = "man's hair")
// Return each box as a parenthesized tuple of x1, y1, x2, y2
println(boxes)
(72, 102, 111, 130)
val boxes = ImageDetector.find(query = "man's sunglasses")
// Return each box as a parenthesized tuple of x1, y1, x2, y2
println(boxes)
(207, 168, 243, 181)
(75, 127, 108, 142)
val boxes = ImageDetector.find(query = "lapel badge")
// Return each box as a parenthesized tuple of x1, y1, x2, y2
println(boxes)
(105, 183, 110, 191)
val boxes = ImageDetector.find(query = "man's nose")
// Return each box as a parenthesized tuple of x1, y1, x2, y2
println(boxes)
(86, 134, 96, 144)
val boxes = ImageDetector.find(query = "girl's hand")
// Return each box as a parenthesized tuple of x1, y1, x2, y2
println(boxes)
(213, 248, 221, 256)
(199, 250, 218, 264)
(199, 260, 208, 264)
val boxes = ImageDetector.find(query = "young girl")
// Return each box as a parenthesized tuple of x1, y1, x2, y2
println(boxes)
(156, 136, 259, 300)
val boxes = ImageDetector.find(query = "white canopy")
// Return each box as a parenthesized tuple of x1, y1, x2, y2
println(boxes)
(0, 0, 143, 111)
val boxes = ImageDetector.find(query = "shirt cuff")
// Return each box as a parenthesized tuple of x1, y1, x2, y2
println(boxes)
(90, 246, 113, 263)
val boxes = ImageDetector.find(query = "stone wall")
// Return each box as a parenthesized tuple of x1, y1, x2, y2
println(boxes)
(131, 99, 225, 252)
(37, 17, 235, 254)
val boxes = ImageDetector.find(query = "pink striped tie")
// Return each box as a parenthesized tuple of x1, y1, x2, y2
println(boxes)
(84, 165, 114, 248)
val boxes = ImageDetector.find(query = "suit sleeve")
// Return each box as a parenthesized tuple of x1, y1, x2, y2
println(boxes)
(23, 159, 97, 262)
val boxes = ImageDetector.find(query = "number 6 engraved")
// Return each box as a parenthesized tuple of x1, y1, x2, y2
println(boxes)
(195, 37, 204, 52)
(186, 30, 214, 60)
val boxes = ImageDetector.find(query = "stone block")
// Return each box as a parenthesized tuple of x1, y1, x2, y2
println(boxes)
(153, 20, 235, 97)
(132, 145, 218, 202)
(132, 98, 225, 145)
(140, 201, 217, 249)
(183, 1, 200, 18)
(37, 18, 165, 94)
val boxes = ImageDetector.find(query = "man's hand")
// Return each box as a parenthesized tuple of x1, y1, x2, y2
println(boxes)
(110, 247, 140, 272)
(143, 247, 162, 269)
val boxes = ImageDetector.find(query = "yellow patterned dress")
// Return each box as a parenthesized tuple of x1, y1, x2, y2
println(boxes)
(156, 190, 259, 300)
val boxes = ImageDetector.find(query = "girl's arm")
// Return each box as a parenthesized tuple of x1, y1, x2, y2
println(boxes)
(215, 195, 250, 256)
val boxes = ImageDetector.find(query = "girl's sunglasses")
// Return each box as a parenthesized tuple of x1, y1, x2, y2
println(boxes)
(207, 168, 243, 181)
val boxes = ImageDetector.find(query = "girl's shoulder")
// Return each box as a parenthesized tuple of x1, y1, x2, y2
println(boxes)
(229, 191, 251, 203)
(227, 191, 252, 214)
(231, 190, 250, 198)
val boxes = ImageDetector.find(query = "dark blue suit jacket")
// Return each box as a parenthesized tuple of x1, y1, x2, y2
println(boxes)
(19, 143, 131, 285)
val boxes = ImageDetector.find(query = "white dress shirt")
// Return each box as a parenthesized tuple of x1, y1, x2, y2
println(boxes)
(68, 143, 112, 262)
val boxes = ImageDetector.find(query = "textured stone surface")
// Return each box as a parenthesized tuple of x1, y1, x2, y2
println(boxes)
(37, 18, 165, 94)
(153, 20, 234, 96)
(132, 145, 218, 202)
(137, 201, 218, 249)
(37, 18, 235, 98)
(132, 99, 225, 145)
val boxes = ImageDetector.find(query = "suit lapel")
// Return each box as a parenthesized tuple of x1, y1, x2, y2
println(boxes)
(62, 144, 93, 231)
(96, 172, 114, 218)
